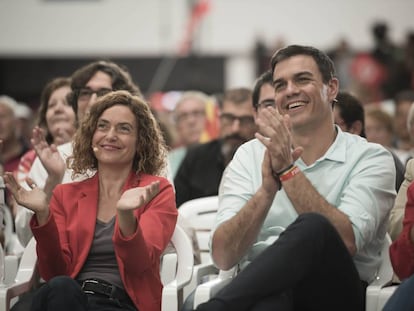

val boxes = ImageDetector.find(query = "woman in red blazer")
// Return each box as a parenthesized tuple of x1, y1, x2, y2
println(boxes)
(4, 91, 177, 311)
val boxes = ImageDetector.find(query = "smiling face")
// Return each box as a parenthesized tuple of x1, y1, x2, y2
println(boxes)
(272, 55, 338, 133)
(92, 105, 137, 169)
(46, 85, 76, 145)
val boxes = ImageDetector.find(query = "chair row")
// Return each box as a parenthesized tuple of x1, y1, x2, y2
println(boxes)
(0, 194, 401, 311)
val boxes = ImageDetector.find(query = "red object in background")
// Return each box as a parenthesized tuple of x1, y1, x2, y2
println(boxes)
(350, 53, 387, 87)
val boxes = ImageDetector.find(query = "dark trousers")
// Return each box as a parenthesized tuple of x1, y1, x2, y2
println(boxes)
(197, 213, 367, 311)
(30, 276, 137, 311)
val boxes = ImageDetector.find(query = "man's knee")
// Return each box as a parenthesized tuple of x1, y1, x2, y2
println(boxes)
(295, 213, 340, 240)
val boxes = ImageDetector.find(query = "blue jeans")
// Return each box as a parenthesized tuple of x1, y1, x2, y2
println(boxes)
(383, 275, 414, 311)
(30, 276, 137, 311)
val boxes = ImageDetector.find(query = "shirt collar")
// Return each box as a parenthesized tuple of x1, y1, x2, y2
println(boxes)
(297, 125, 346, 169)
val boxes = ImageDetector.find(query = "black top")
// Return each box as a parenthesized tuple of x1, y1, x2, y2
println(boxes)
(174, 139, 225, 207)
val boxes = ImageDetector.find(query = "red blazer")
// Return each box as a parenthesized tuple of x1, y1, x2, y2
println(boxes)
(31, 172, 177, 311)
(390, 181, 414, 280)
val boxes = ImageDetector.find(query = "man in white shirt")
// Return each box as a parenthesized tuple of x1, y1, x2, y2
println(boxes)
(197, 45, 396, 311)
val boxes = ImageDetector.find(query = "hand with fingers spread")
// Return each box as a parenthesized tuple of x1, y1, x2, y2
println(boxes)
(116, 181, 160, 211)
(3, 172, 49, 224)
(31, 126, 66, 181)
(255, 107, 303, 173)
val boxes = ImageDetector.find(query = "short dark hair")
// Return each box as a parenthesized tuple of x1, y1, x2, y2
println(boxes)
(336, 92, 365, 137)
(67, 60, 142, 116)
(222, 87, 252, 108)
(270, 45, 336, 84)
(252, 71, 273, 110)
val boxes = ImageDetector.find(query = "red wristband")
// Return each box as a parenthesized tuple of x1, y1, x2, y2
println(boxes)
(279, 165, 300, 182)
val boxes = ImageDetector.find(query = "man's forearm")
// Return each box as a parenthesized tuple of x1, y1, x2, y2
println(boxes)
(212, 187, 275, 270)
(282, 171, 356, 255)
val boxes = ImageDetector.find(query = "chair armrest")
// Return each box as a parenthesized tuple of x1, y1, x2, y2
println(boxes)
(161, 253, 177, 285)
(0, 264, 39, 311)
(193, 267, 236, 308)
(4, 255, 18, 285)
(366, 276, 393, 311)
(162, 275, 194, 311)
(184, 262, 219, 299)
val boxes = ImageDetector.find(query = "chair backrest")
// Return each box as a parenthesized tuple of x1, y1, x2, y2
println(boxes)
(365, 233, 394, 311)
(161, 224, 194, 311)
(14, 237, 37, 284)
(178, 196, 218, 263)
(0, 237, 38, 311)
(0, 177, 24, 257)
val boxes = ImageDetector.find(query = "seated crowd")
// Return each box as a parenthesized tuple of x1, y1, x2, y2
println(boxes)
(0, 43, 414, 311)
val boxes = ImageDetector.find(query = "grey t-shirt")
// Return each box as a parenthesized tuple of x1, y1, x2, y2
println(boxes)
(76, 217, 124, 289)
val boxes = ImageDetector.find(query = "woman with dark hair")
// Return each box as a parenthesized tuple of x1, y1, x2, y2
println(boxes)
(16, 77, 75, 185)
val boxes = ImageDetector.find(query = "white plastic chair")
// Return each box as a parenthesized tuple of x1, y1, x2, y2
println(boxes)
(161, 224, 194, 311)
(0, 224, 194, 311)
(0, 177, 24, 258)
(178, 196, 221, 300)
(0, 237, 38, 311)
(178, 196, 219, 264)
(365, 233, 395, 311)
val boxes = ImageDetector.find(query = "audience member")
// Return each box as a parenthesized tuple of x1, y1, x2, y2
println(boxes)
(15, 60, 142, 247)
(252, 70, 275, 114)
(334, 92, 365, 136)
(0, 95, 30, 174)
(335, 92, 404, 191)
(393, 90, 414, 163)
(370, 21, 410, 100)
(169, 91, 209, 178)
(365, 108, 395, 147)
(174, 87, 257, 207)
(389, 159, 414, 241)
(4, 90, 177, 311)
(383, 181, 414, 310)
(16, 77, 75, 186)
(196, 45, 396, 311)
(388, 104, 414, 241)
(15, 102, 33, 147)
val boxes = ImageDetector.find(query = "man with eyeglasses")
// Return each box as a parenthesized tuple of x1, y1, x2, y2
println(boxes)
(15, 60, 142, 247)
(174, 87, 257, 207)
(252, 70, 276, 114)
(169, 91, 210, 178)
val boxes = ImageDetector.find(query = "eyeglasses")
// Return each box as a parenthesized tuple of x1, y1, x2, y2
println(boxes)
(175, 110, 206, 123)
(77, 88, 112, 102)
(220, 113, 255, 127)
(257, 99, 276, 110)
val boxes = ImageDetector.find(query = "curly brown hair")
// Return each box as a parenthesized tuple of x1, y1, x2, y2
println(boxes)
(68, 90, 168, 178)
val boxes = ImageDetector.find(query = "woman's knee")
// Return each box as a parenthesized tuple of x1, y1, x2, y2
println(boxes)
(48, 275, 80, 292)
